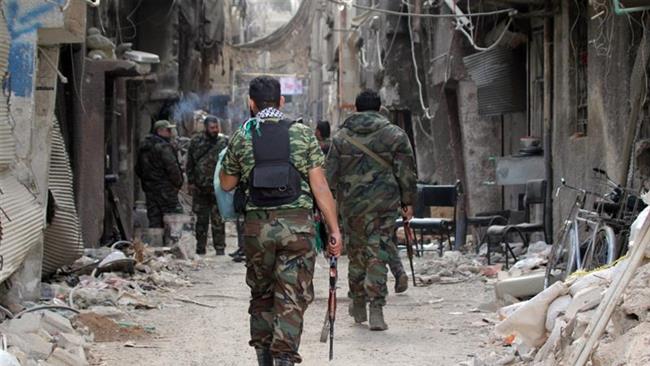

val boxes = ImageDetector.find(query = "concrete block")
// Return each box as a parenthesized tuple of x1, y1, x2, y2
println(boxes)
(6, 345, 28, 365)
(566, 286, 604, 320)
(41, 312, 74, 336)
(621, 262, 650, 322)
(571, 309, 596, 340)
(56, 333, 85, 350)
(21, 333, 53, 360)
(6, 313, 42, 334)
(494, 270, 545, 300)
(38, 329, 54, 342)
(47, 347, 88, 366)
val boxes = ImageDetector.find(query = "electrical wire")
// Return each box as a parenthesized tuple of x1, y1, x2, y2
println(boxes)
(456, 17, 514, 52)
(328, 0, 517, 18)
(376, 30, 385, 70)
(405, 1, 432, 119)
(381, 13, 402, 67)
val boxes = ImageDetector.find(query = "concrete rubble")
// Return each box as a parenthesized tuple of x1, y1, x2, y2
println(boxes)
(465, 255, 650, 365)
(413, 250, 494, 286)
(0, 235, 206, 365)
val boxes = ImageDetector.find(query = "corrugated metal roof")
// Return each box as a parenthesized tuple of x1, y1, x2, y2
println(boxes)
(463, 47, 526, 116)
(0, 174, 44, 283)
(0, 9, 15, 170)
(42, 119, 83, 276)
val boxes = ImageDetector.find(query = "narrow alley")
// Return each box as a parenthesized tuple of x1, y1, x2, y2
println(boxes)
(89, 238, 494, 366)
(2, 0, 650, 365)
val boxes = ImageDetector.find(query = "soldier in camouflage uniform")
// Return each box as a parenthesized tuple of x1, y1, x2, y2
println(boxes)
(186, 115, 229, 255)
(220, 76, 341, 366)
(326, 90, 417, 331)
(136, 120, 184, 228)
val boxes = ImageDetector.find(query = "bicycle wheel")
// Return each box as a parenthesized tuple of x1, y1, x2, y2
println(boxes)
(582, 226, 617, 271)
(545, 220, 577, 288)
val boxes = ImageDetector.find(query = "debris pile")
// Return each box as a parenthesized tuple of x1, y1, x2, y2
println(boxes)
(475, 256, 650, 365)
(414, 250, 500, 285)
(1, 236, 204, 365)
(0, 310, 89, 366)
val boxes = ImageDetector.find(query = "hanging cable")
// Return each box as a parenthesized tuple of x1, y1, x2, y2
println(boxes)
(405, 1, 433, 119)
(376, 30, 385, 70)
(328, 0, 517, 18)
(456, 17, 515, 52)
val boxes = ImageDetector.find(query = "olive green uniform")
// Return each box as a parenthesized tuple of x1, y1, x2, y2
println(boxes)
(186, 132, 229, 253)
(326, 111, 417, 307)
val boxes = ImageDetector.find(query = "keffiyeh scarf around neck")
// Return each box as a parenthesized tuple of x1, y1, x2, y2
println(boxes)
(242, 108, 286, 137)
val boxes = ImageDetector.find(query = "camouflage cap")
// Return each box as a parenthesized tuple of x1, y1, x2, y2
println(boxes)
(153, 120, 176, 130)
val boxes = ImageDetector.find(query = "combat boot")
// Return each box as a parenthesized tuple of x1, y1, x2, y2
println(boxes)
(273, 357, 294, 366)
(255, 348, 272, 366)
(369, 303, 388, 331)
(395, 272, 409, 293)
(348, 299, 367, 323)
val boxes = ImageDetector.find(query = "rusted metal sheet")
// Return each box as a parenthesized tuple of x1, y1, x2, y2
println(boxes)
(0, 174, 44, 283)
(463, 47, 526, 116)
(0, 10, 14, 170)
(42, 119, 83, 276)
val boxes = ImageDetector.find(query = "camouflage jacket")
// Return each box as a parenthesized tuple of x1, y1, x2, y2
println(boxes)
(186, 133, 229, 193)
(326, 111, 417, 218)
(136, 134, 183, 195)
(222, 117, 324, 211)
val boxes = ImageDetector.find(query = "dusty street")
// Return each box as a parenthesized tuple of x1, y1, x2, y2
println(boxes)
(90, 238, 494, 366)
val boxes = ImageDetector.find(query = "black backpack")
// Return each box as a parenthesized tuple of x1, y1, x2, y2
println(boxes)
(247, 119, 304, 208)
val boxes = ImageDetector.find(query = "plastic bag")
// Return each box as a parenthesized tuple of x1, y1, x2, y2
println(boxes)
(214, 148, 237, 221)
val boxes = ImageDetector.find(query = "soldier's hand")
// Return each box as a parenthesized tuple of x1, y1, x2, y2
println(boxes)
(328, 231, 343, 258)
(402, 205, 414, 222)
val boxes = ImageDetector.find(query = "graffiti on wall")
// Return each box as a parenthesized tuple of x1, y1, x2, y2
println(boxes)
(4, 0, 66, 98)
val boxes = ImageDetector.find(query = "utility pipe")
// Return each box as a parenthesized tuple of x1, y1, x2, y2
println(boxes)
(612, 0, 650, 15)
(543, 0, 553, 242)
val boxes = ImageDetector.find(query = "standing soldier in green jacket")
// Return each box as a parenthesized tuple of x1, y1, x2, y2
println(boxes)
(136, 120, 184, 228)
(326, 90, 417, 331)
(220, 76, 342, 366)
(186, 115, 229, 255)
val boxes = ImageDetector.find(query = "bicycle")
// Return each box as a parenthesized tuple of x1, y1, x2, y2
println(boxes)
(543, 168, 644, 287)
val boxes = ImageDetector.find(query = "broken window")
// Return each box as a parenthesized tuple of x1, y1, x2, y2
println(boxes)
(572, 0, 589, 137)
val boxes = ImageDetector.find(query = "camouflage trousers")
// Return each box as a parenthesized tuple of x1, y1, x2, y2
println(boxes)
(386, 235, 406, 279)
(145, 191, 182, 228)
(192, 192, 226, 252)
(344, 213, 396, 306)
(243, 209, 316, 364)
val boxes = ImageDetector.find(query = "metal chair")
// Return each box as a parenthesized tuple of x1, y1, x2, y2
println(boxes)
(397, 182, 460, 257)
(467, 210, 510, 252)
(486, 179, 548, 268)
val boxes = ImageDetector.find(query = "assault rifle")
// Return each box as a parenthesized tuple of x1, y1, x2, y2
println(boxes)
(319, 255, 338, 360)
(404, 221, 417, 287)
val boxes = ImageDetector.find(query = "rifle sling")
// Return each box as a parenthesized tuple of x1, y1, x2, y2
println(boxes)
(340, 132, 392, 170)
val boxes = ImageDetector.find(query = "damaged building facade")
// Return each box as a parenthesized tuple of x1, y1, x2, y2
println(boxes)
(0, 0, 230, 303)
(311, 0, 650, 240)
